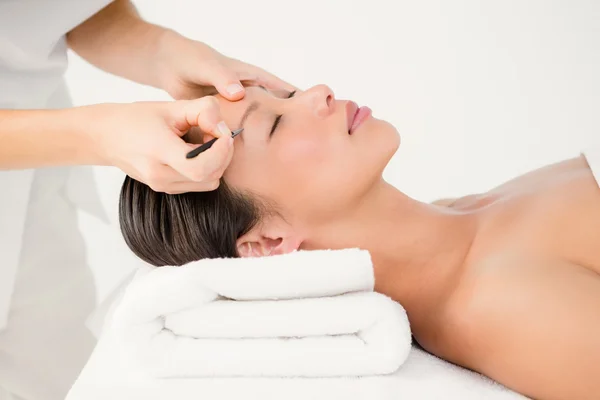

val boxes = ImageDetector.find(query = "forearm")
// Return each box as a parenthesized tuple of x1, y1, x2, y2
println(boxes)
(0, 108, 101, 170)
(66, 0, 172, 90)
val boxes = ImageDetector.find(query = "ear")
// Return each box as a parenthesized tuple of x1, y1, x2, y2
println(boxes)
(236, 219, 303, 258)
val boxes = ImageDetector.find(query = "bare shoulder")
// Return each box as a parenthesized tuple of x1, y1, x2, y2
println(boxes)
(431, 197, 458, 206)
(444, 255, 600, 400)
(431, 155, 591, 209)
(431, 194, 482, 208)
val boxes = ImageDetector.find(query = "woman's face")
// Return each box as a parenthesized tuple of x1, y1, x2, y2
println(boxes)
(214, 84, 400, 227)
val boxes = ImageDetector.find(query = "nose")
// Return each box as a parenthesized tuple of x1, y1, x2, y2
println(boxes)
(299, 84, 335, 118)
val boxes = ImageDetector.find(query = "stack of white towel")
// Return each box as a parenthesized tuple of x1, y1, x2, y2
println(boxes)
(68, 248, 526, 400)
(110, 248, 413, 379)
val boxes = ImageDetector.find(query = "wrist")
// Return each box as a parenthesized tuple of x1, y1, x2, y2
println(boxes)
(60, 105, 110, 166)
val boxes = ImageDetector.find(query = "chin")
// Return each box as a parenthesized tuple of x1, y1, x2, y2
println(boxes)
(377, 120, 401, 161)
(345, 119, 400, 192)
(362, 121, 400, 181)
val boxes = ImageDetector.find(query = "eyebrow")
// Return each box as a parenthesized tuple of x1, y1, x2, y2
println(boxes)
(237, 101, 260, 133)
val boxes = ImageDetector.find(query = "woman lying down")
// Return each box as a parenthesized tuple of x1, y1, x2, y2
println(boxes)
(118, 84, 600, 400)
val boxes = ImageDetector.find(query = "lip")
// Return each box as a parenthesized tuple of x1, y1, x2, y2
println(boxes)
(346, 101, 359, 134)
(346, 101, 372, 135)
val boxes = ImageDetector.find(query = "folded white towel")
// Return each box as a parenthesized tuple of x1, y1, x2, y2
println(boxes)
(111, 248, 412, 378)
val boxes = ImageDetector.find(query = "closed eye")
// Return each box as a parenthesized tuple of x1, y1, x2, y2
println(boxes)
(269, 115, 282, 137)
(269, 90, 296, 137)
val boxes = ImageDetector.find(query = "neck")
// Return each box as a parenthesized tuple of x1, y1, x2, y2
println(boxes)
(308, 180, 478, 314)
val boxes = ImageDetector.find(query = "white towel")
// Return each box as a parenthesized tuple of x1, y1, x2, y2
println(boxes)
(66, 341, 527, 400)
(111, 248, 412, 379)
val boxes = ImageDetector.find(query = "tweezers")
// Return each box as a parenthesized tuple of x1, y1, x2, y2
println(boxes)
(185, 128, 244, 159)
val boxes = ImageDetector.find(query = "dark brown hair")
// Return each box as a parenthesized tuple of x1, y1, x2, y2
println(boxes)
(118, 177, 262, 267)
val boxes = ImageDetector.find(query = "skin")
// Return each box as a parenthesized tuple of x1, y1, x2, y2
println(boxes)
(191, 85, 600, 400)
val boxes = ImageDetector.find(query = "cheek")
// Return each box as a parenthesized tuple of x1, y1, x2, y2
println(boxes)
(241, 138, 334, 212)
(278, 138, 326, 167)
(269, 139, 357, 216)
(224, 139, 329, 207)
(268, 138, 329, 198)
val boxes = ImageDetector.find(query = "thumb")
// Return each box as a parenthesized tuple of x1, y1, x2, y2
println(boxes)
(204, 62, 245, 101)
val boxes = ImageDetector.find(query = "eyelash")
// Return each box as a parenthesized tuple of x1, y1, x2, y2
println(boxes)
(269, 90, 297, 137)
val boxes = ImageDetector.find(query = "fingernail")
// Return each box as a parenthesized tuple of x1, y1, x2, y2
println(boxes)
(216, 121, 230, 137)
(226, 83, 244, 96)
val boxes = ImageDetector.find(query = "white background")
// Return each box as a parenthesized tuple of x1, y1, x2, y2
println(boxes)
(64, 0, 600, 302)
